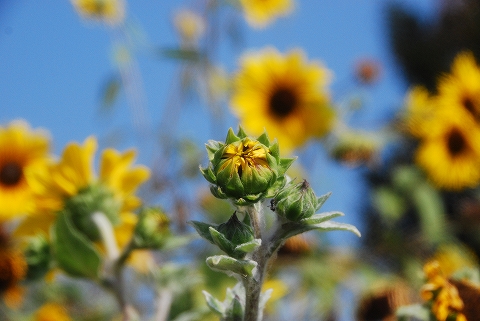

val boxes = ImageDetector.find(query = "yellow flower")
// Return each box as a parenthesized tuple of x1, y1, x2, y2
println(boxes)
(71, 0, 125, 25)
(35, 303, 71, 321)
(0, 120, 50, 221)
(415, 108, 480, 190)
(17, 137, 150, 246)
(421, 260, 467, 321)
(239, 0, 293, 28)
(437, 51, 480, 122)
(173, 9, 206, 45)
(403, 86, 439, 138)
(231, 48, 335, 153)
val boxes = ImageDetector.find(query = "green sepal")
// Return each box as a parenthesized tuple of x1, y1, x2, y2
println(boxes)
(200, 166, 217, 184)
(236, 127, 248, 139)
(278, 157, 296, 175)
(206, 255, 257, 278)
(264, 176, 287, 199)
(188, 220, 216, 243)
(256, 131, 270, 147)
(202, 290, 225, 316)
(210, 185, 228, 199)
(300, 211, 344, 225)
(205, 140, 224, 160)
(268, 141, 280, 159)
(53, 212, 101, 279)
(315, 192, 332, 211)
(235, 239, 261, 253)
(225, 128, 241, 144)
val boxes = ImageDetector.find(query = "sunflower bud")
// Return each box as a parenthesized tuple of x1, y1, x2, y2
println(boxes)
(217, 213, 254, 247)
(133, 207, 170, 249)
(271, 179, 320, 221)
(64, 184, 121, 241)
(23, 234, 50, 280)
(200, 127, 295, 205)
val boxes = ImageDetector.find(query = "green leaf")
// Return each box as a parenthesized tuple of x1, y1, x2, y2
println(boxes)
(313, 221, 361, 237)
(300, 211, 343, 225)
(158, 47, 204, 62)
(209, 227, 235, 256)
(188, 221, 216, 243)
(53, 213, 101, 279)
(202, 290, 225, 315)
(206, 255, 257, 277)
(235, 239, 261, 253)
(224, 296, 244, 321)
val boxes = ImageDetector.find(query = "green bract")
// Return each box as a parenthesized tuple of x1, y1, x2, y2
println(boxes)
(272, 179, 331, 221)
(200, 127, 295, 205)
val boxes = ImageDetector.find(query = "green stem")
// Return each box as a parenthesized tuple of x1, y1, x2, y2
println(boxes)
(243, 203, 268, 321)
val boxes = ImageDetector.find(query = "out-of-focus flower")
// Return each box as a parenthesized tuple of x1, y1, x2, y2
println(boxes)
(34, 303, 72, 321)
(403, 86, 439, 138)
(0, 120, 50, 221)
(437, 51, 480, 122)
(355, 58, 381, 85)
(71, 0, 125, 25)
(0, 228, 27, 308)
(421, 261, 467, 321)
(262, 278, 288, 313)
(173, 9, 206, 45)
(330, 131, 380, 167)
(415, 108, 480, 190)
(231, 48, 335, 153)
(278, 234, 313, 255)
(239, 0, 293, 28)
(17, 137, 150, 246)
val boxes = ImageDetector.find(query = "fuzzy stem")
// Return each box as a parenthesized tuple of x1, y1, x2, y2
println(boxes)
(243, 203, 269, 321)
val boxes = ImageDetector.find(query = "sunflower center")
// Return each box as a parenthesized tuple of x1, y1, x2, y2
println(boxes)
(221, 140, 269, 178)
(447, 129, 467, 157)
(0, 162, 23, 186)
(269, 88, 297, 118)
(462, 97, 478, 118)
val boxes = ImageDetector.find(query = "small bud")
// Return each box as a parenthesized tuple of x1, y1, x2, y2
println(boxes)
(64, 184, 121, 241)
(23, 234, 51, 280)
(217, 213, 254, 247)
(272, 179, 318, 221)
(200, 127, 295, 205)
(133, 207, 170, 249)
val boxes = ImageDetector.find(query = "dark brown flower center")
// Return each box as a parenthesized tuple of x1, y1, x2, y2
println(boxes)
(462, 96, 480, 121)
(447, 129, 467, 157)
(269, 88, 297, 118)
(0, 162, 23, 186)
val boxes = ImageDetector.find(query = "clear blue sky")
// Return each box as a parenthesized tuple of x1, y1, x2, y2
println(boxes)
(0, 0, 436, 246)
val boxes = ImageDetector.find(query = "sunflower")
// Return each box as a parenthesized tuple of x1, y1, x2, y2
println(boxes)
(415, 108, 480, 190)
(403, 86, 439, 138)
(16, 137, 150, 249)
(437, 51, 480, 122)
(71, 0, 125, 25)
(231, 48, 335, 153)
(0, 121, 50, 221)
(239, 0, 293, 28)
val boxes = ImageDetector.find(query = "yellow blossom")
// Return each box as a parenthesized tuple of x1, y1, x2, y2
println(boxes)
(239, 0, 293, 28)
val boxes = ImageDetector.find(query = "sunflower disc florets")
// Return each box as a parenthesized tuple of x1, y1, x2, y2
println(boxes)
(200, 127, 295, 205)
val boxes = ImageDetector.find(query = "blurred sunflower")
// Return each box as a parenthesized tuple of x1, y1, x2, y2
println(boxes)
(403, 86, 439, 138)
(415, 108, 480, 190)
(0, 227, 27, 308)
(437, 51, 480, 122)
(16, 137, 150, 253)
(34, 303, 71, 321)
(0, 121, 50, 221)
(239, 0, 293, 28)
(231, 48, 335, 153)
(71, 0, 125, 25)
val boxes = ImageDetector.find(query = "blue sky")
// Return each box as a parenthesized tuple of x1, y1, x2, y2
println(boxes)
(0, 0, 436, 245)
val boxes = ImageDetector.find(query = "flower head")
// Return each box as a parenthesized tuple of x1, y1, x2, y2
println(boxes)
(71, 0, 125, 25)
(0, 121, 50, 221)
(201, 127, 295, 205)
(239, 0, 293, 28)
(231, 48, 335, 153)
